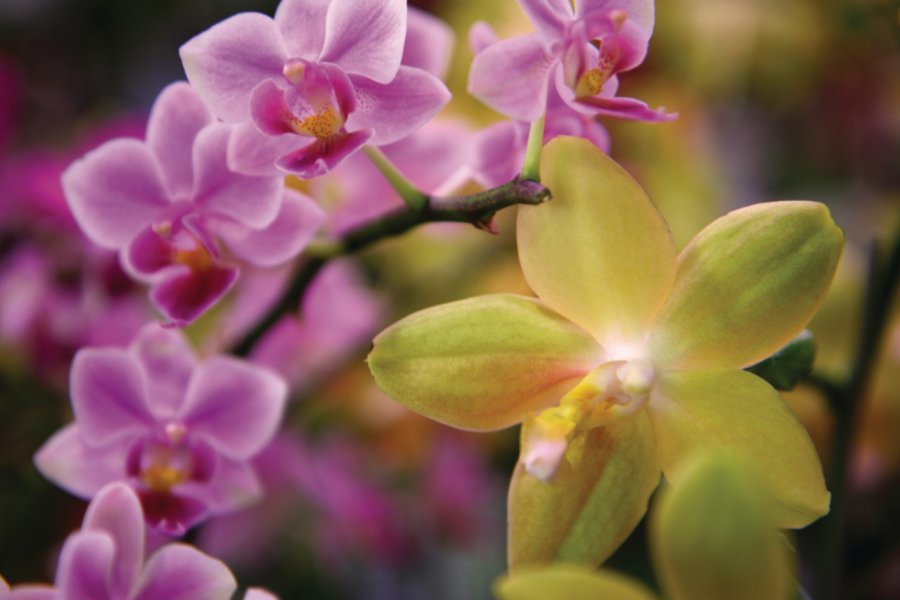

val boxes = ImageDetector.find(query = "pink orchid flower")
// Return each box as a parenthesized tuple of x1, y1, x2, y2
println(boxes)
(180, 0, 450, 178)
(35, 325, 287, 535)
(469, 0, 674, 123)
(63, 82, 324, 325)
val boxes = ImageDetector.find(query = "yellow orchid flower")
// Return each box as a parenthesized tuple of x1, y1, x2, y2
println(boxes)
(495, 454, 796, 600)
(368, 136, 843, 567)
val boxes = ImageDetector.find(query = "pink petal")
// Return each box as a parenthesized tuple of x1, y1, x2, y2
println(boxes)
(130, 544, 236, 600)
(55, 531, 115, 600)
(227, 121, 299, 177)
(248, 79, 298, 136)
(184, 458, 262, 515)
(179, 13, 288, 122)
(137, 491, 208, 536)
(404, 7, 454, 79)
(578, 0, 655, 34)
(319, 0, 406, 84)
(123, 226, 174, 280)
(468, 34, 556, 122)
(34, 426, 127, 499)
(82, 484, 145, 598)
(70, 348, 154, 445)
(150, 264, 238, 326)
(244, 589, 278, 600)
(575, 93, 677, 121)
(63, 139, 168, 249)
(520, 0, 573, 40)
(179, 356, 286, 460)
(5, 587, 55, 600)
(468, 120, 529, 189)
(215, 188, 324, 267)
(128, 325, 196, 416)
(274, 0, 330, 59)
(192, 123, 284, 229)
(468, 21, 499, 53)
(146, 82, 212, 198)
(276, 129, 372, 178)
(347, 67, 450, 146)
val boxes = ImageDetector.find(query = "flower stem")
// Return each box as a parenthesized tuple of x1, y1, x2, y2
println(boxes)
(521, 115, 546, 182)
(363, 146, 428, 211)
(812, 221, 900, 600)
(230, 177, 552, 356)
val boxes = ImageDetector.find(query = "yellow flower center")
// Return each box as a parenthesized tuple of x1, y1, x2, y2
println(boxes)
(522, 358, 656, 481)
(574, 39, 620, 98)
(291, 106, 343, 139)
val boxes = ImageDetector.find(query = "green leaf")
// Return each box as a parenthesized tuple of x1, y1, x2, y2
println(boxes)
(746, 331, 817, 391)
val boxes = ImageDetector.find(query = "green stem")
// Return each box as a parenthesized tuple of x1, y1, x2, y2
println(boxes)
(230, 177, 552, 356)
(814, 222, 900, 600)
(521, 115, 546, 182)
(363, 146, 428, 211)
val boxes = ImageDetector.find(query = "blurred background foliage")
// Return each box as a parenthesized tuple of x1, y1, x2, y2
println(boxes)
(0, 0, 898, 598)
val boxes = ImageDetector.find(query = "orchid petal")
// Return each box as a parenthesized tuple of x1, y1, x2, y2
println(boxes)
(180, 13, 287, 122)
(4, 586, 55, 600)
(216, 188, 324, 267)
(276, 129, 372, 178)
(495, 564, 657, 600)
(468, 120, 529, 189)
(227, 122, 297, 177)
(651, 454, 795, 600)
(63, 139, 168, 249)
(180, 356, 286, 459)
(146, 82, 212, 198)
(34, 426, 126, 499)
(573, 94, 676, 122)
(123, 227, 174, 279)
(192, 123, 283, 229)
(508, 412, 659, 567)
(185, 459, 262, 514)
(129, 325, 196, 416)
(469, 21, 499, 54)
(518, 137, 676, 348)
(650, 369, 830, 528)
(319, 0, 406, 83)
(520, 0, 573, 41)
(131, 544, 236, 600)
(82, 484, 145, 598)
(404, 7, 454, 79)
(468, 34, 555, 123)
(150, 264, 238, 326)
(347, 67, 450, 146)
(55, 532, 115, 600)
(274, 0, 330, 59)
(650, 201, 844, 371)
(70, 348, 153, 444)
(369, 294, 602, 432)
(577, 0, 655, 34)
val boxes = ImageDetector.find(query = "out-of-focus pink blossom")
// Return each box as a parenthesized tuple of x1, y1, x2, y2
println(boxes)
(35, 325, 287, 535)
(180, 0, 450, 178)
(199, 433, 418, 570)
(63, 82, 324, 325)
(468, 0, 674, 123)
(0, 483, 237, 600)
(252, 260, 384, 390)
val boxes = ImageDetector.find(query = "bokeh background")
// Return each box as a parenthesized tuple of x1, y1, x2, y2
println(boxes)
(0, 0, 898, 598)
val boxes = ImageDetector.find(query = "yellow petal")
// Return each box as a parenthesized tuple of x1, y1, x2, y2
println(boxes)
(649, 369, 830, 527)
(517, 137, 676, 348)
(651, 454, 795, 600)
(367, 294, 601, 431)
(649, 201, 843, 371)
(494, 564, 658, 600)
(508, 412, 660, 567)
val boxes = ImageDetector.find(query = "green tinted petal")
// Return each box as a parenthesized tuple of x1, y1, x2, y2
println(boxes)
(518, 136, 676, 348)
(650, 369, 830, 528)
(508, 412, 660, 567)
(650, 201, 843, 370)
(368, 294, 601, 431)
(651, 454, 795, 600)
(494, 564, 657, 600)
